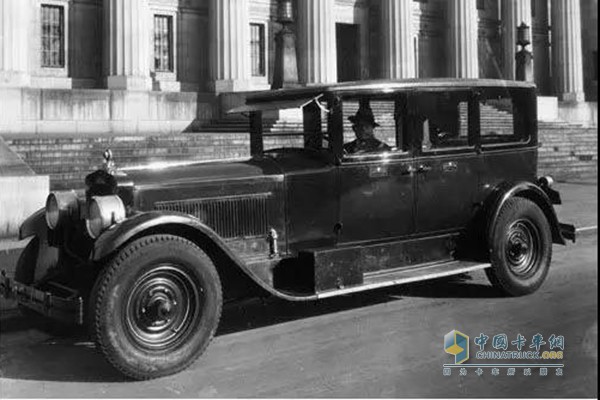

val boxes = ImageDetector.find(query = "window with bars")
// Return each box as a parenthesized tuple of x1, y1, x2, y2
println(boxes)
(154, 15, 173, 72)
(250, 23, 265, 77)
(41, 5, 65, 68)
(476, 0, 485, 10)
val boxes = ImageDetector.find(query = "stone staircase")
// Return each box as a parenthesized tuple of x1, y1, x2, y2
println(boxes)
(2, 101, 596, 190)
(537, 121, 597, 180)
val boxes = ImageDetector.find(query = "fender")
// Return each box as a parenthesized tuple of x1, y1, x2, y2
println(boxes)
(486, 181, 566, 246)
(18, 208, 47, 241)
(92, 211, 305, 301)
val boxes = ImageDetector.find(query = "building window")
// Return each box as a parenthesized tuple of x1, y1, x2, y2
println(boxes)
(476, 0, 485, 10)
(41, 5, 65, 68)
(154, 15, 173, 72)
(250, 23, 265, 77)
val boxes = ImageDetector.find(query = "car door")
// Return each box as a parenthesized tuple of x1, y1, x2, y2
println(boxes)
(337, 96, 416, 244)
(338, 151, 415, 243)
(411, 90, 482, 234)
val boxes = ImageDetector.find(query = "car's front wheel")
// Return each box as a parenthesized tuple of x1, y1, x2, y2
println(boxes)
(486, 197, 552, 296)
(90, 234, 222, 380)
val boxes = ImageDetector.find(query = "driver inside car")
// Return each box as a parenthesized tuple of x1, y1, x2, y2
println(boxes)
(344, 104, 391, 154)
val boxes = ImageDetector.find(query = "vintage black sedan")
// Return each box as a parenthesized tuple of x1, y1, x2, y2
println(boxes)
(1, 79, 575, 379)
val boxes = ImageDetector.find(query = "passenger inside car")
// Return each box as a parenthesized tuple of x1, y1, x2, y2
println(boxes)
(344, 102, 391, 154)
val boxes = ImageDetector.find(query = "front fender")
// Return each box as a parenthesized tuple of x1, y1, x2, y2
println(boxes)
(94, 211, 239, 261)
(91, 211, 304, 302)
(487, 181, 565, 246)
(19, 208, 47, 241)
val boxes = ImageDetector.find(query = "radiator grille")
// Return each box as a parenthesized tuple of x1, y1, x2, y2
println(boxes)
(154, 193, 272, 238)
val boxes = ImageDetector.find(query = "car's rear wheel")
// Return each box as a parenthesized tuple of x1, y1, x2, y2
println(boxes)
(486, 197, 552, 296)
(90, 234, 222, 380)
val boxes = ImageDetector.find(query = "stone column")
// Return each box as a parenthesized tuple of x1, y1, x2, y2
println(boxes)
(448, 0, 479, 78)
(502, 0, 532, 80)
(381, 0, 415, 79)
(209, 0, 250, 92)
(296, 0, 337, 84)
(551, 0, 584, 102)
(0, 0, 31, 87)
(104, 0, 152, 90)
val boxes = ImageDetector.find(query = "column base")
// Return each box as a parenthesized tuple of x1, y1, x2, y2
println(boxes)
(0, 71, 30, 87)
(211, 79, 251, 93)
(559, 91, 585, 103)
(107, 75, 152, 91)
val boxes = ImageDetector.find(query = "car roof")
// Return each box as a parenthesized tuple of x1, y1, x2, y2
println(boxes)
(247, 78, 536, 103)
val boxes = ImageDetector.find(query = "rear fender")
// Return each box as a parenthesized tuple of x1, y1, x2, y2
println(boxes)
(486, 181, 566, 246)
(92, 211, 299, 301)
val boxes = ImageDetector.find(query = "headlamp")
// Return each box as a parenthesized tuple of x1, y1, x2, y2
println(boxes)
(45, 191, 79, 229)
(86, 195, 126, 239)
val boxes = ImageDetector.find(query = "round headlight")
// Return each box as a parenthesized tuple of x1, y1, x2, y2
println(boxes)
(45, 191, 78, 229)
(86, 195, 126, 239)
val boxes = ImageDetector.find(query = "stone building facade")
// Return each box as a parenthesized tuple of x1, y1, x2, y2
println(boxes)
(0, 0, 597, 134)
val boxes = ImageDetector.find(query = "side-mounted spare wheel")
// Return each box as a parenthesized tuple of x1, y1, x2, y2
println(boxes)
(90, 234, 222, 380)
(486, 197, 552, 296)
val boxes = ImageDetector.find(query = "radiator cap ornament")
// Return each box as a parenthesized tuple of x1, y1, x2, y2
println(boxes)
(103, 148, 116, 175)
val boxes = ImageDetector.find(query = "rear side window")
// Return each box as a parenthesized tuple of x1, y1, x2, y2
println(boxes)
(411, 91, 474, 151)
(479, 89, 532, 145)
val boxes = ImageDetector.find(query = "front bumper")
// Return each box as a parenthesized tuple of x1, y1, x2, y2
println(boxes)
(0, 271, 84, 325)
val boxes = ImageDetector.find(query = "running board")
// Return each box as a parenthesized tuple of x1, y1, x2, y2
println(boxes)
(316, 260, 490, 299)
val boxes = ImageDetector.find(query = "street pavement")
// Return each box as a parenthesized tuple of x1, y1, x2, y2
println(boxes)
(0, 181, 597, 398)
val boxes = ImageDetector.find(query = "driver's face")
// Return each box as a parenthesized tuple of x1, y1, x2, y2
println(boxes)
(352, 121, 375, 140)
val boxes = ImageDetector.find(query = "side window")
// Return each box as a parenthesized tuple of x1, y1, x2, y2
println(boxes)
(342, 97, 407, 156)
(479, 91, 531, 145)
(413, 92, 472, 151)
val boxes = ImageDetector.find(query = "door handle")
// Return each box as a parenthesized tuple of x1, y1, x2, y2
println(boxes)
(442, 161, 458, 172)
(417, 164, 432, 173)
(402, 165, 417, 175)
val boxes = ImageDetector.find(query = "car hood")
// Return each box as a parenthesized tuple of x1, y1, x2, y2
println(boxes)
(116, 157, 283, 189)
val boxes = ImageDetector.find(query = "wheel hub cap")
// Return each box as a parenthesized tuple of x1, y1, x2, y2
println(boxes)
(125, 265, 202, 350)
(505, 220, 540, 277)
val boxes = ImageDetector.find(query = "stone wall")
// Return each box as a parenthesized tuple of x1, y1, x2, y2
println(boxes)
(0, 88, 217, 135)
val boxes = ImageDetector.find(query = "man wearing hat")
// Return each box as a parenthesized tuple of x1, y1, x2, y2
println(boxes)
(344, 104, 391, 154)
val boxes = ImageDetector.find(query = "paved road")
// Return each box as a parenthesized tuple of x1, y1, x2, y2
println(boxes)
(0, 234, 597, 398)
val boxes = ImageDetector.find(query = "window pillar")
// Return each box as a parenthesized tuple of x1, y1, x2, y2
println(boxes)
(0, 0, 32, 87)
(104, 0, 152, 91)
(209, 0, 251, 92)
